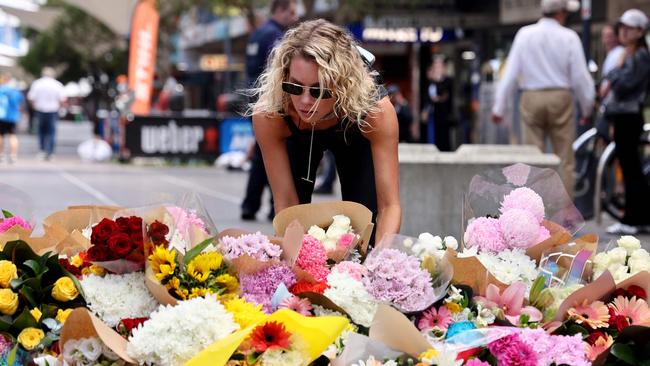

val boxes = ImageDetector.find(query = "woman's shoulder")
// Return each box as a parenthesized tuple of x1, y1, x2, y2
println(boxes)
(362, 97, 398, 136)
(252, 112, 291, 138)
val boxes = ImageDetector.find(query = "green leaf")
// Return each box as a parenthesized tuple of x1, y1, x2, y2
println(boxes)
(40, 304, 58, 320)
(2, 210, 13, 218)
(23, 260, 42, 276)
(6, 344, 17, 366)
(529, 275, 545, 303)
(0, 317, 11, 332)
(611, 343, 638, 364)
(12, 307, 38, 329)
(20, 287, 38, 308)
(183, 236, 215, 266)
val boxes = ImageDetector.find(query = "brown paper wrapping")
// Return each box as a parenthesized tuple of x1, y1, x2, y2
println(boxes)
(525, 220, 573, 262)
(444, 248, 510, 296)
(297, 292, 351, 317)
(273, 201, 374, 256)
(0, 225, 32, 247)
(59, 307, 136, 364)
(369, 304, 430, 358)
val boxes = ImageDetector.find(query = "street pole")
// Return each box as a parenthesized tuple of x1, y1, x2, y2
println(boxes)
(581, 0, 591, 60)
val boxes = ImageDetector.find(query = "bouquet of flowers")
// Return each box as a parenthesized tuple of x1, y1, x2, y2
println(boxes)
(127, 296, 240, 366)
(84, 216, 145, 273)
(148, 237, 238, 302)
(592, 235, 650, 282)
(227, 320, 310, 365)
(60, 337, 126, 366)
(307, 214, 359, 261)
(0, 240, 85, 356)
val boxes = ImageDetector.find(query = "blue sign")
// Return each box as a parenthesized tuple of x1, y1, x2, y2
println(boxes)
(219, 118, 254, 154)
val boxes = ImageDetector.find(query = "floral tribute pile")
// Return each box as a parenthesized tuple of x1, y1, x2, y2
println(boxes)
(1, 162, 650, 366)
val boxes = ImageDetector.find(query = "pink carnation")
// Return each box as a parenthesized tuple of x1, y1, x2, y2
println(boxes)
(464, 217, 507, 252)
(0, 216, 31, 233)
(500, 187, 545, 223)
(296, 235, 330, 282)
(499, 209, 540, 249)
(536, 225, 551, 244)
(332, 261, 366, 281)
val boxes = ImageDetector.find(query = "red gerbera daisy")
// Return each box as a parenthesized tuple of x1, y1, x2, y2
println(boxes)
(249, 321, 292, 353)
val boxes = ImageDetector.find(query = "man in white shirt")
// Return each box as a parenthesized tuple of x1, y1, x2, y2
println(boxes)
(492, 0, 595, 198)
(601, 24, 625, 77)
(28, 67, 67, 160)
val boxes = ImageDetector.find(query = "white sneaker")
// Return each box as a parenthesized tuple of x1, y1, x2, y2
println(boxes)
(606, 222, 639, 235)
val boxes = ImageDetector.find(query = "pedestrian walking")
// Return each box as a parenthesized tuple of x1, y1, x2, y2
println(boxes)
(241, 0, 298, 221)
(27, 67, 66, 161)
(422, 57, 454, 151)
(492, 0, 595, 198)
(249, 19, 401, 243)
(0, 73, 24, 164)
(600, 9, 650, 235)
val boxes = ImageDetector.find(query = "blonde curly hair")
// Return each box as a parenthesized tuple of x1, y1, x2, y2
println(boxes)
(248, 19, 381, 130)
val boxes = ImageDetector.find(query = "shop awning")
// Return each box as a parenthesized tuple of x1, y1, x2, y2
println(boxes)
(62, 0, 138, 37)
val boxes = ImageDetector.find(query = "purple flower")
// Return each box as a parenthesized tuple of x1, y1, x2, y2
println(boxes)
(219, 232, 282, 261)
(241, 264, 296, 313)
(362, 248, 434, 312)
(500, 187, 545, 223)
(0, 216, 31, 233)
(518, 328, 590, 366)
(464, 217, 507, 252)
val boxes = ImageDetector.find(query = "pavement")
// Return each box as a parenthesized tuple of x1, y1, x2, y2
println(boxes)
(1, 119, 649, 250)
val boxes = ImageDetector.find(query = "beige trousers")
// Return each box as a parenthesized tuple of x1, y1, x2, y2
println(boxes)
(520, 89, 575, 198)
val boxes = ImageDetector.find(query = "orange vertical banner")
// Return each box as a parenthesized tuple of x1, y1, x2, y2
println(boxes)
(128, 0, 159, 116)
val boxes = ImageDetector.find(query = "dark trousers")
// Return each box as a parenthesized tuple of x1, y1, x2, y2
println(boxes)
(241, 143, 273, 217)
(37, 112, 57, 156)
(612, 112, 650, 225)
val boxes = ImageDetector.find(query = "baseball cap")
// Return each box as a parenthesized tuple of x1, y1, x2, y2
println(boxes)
(541, 0, 580, 14)
(619, 9, 649, 29)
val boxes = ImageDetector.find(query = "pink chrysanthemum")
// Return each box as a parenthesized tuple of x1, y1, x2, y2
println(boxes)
(464, 360, 490, 366)
(417, 306, 453, 331)
(278, 295, 313, 316)
(332, 261, 366, 281)
(0, 216, 31, 233)
(499, 209, 541, 249)
(464, 217, 507, 252)
(500, 187, 545, 223)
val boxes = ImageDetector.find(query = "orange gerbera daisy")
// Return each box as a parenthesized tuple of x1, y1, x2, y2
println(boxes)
(249, 321, 291, 353)
(567, 300, 610, 329)
(610, 296, 650, 326)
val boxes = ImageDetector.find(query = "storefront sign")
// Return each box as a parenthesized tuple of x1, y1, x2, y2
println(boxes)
(499, 0, 540, 24)
(219, 118, 254, 154)
(125, 115, 220, 161)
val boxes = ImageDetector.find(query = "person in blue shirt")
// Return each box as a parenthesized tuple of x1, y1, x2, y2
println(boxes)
(0, 73, 24, 164)
(241, 0, 298, 221)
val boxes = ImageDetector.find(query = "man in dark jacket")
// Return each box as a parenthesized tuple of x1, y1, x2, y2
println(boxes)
(241, 0, 298, 221)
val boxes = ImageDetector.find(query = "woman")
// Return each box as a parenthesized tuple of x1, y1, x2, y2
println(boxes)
(602, 9, 650, 235)
(248, 19, 401, 242)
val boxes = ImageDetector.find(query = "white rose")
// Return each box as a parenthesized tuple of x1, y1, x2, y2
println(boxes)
(443, 236, 458, 250)
(592, 252, 611, 273)
(617, 235, 642, 255)
(331, 214, 351, 229)
(325, 226, 347, 241)
(612, 265, 631, 282)
(630, 248, 650, 261)
(608, 247, 628, 266)
(308, 225, 327, 242)
(34, 355, 61, 366)
(322, 238, 337, 251)
(629, 258, 650, 274)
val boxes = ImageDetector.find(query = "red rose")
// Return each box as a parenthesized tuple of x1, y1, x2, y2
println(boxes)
(128, 216, 143, 233)
(87, 245, 109, 261)
(586, 331, 607, 345)
(115, 217, 131, 233)
(131, 232, 144, 249)
(118, 317, 148, 337)
(608, 306, 630, 332)
(148, 221, 169, 245)
(626, 285, 647, 300)
(91, 218, 119, 245)
(612, 288, 629, 299)
(107, 233, 134, 258)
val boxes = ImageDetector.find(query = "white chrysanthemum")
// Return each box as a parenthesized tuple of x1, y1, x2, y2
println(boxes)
(477, 249, 538, 290)
(127, 296, 239, 366)
(81, 272, 159, 327)
(352, 357, 398, 366)
(412, 233, 445, 261)
(324, 271, 378, 327)
(443, 236, 458, 251)
(260, 336, 309, 366)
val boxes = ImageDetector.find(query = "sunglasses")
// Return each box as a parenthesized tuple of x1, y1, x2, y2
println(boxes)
(282, 82, 333, 99)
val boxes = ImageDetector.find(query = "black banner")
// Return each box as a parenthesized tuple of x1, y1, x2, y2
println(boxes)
(125, 115, 220, 161)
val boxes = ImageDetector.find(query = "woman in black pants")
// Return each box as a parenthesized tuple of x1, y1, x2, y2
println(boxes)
(247, 19, 401, 243)
(602, 9, 650, 234)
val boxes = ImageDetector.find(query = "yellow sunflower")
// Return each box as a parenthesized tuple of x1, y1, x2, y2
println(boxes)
(215, 273, 239, 293)
(187, 252, 223, 282)
(189, 287, 210, 299)
(149, 246, 177, 281)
